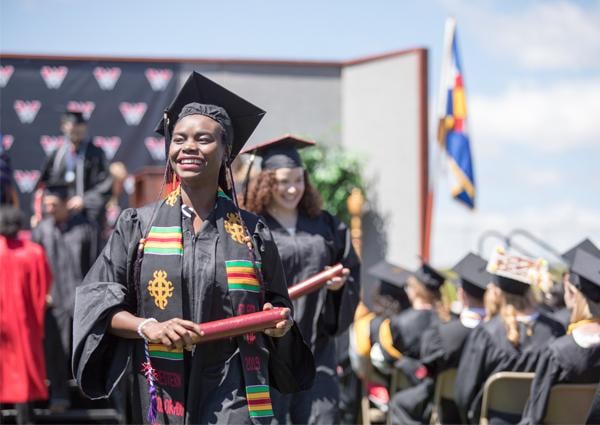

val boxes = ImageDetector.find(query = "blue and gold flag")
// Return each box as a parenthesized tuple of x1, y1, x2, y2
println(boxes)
(438, 18, 475, 209)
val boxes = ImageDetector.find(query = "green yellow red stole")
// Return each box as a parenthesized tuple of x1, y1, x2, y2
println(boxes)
(138, 187, 273, 424)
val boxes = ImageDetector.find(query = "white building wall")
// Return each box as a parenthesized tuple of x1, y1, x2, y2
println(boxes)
(341, 52, 426, 270)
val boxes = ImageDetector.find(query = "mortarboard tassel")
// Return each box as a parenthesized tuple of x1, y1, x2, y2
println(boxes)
(142, 340, 158, 423)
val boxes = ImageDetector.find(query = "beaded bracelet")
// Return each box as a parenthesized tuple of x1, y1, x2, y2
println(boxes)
(137, 317, 158, 341)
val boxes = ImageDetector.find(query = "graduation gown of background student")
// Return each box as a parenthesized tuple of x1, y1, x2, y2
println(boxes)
(519, 333, 600, 425)
(390, 309, 484, 425)
(72, 206, 314, 424)
(32, 213, 95, 350)
(39, 140, 113, 226)
(454, 313, 565, 424)
(0, 236, 52, 403)
(374, 308, 439, 374)
(32, 213, 95, 404)
(264, 210, 361, 425)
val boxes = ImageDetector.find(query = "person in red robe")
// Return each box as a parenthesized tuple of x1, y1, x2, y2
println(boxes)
(0, 206, 52, 424)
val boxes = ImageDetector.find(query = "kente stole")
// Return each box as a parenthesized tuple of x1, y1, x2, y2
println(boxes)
(138, 187, 273, 425)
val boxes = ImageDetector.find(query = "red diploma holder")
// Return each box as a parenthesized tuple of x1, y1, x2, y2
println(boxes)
(196, 308, 288, 344)
(287, 263, 344, 300)
(193, 263, 344, 343)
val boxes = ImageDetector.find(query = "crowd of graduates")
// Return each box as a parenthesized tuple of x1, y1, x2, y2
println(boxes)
(349, 243, 600, 424)
(1, 71, 599, 425)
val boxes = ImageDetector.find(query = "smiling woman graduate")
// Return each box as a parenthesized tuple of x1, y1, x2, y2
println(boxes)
(241, 135, 361, 425)
(72, 72, 314, 425)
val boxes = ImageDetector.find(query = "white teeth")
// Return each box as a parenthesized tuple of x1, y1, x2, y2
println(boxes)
(180, 159, 201, 165)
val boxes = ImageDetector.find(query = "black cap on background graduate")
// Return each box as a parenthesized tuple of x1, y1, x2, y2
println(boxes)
(451, 253, 493, 300)
(155, 71, 266, 163)
(570, 248, 600, 302)
(561, 238, 600, 266)
(414, 261, 446, 291)
(368, 260, 413, 300)
(486, 246, 549, 296)
(43, 183, 70, 201)
(61, 110, 86, 124)
(240, 134, 315, 170)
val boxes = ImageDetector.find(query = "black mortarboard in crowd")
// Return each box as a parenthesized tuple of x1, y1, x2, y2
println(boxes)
(451, 253, 493, 300)
(240, 134, 315, 170)
(61, 110, 86, 124)
(570, 248, 600, 303)
(368, 260, 413, 300)
(155, 72, 266, 163)
(562, 238, 600, 266)
(43, 183, 70, 201)
(414, 262, 446, 291)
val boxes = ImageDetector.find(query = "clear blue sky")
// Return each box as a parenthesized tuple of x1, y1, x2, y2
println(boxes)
(2, 0, 599, 264)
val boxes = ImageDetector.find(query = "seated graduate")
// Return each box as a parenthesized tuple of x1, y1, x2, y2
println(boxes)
(240, 135, 360, 425)
(553, 238, 600, 330)
(371, 262, 449, 378)
(389, 252, 493, 425)
(72, 72, 315, 425)
(454, 247, 565, 424)
(519, 248, 600, 425)
(349, 260, 412, 380)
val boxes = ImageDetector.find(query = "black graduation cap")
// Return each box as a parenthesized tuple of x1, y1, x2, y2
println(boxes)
(43, 183, 70, 200)
(570, 248, 600, 302)
(155, 72, 266, 162)
(451, 253, 493, 300)
(61, 110, 86, 124)
(562, 238, 600, 266)
(414, 262, 446, 291)
(368, 260, 412, 297)
(240, 134, 315, 170)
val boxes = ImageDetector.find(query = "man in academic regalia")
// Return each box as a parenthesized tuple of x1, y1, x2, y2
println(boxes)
(31, 184, 95, 410)
(0, 206, 52, 424)
(37, 111, 112, 253)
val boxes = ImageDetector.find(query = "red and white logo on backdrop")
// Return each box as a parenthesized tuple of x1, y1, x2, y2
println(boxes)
(145, 68, 173, 91)
(93, 67, 121, 90)
(144, 137, 166, 161)
(0, 65, 15, 88)
(2, 135, 14, 150)
(14, 100, 41, 124)
(67, 101, 96, 120)
(40, 66, 68, 89)
(40, 136, 65, 156)
(13, 170, 41, 193)
(93, 136, 121, 160)
(119, 102, 147, 126)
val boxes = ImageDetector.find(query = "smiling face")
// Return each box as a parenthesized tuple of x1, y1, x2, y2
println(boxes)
(269, 167, 305, 212)
(168, 114, 226, 186)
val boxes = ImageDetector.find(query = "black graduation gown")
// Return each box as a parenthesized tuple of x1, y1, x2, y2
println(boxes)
(552, 307, 571, 331)
(32, 214, 94, 402)
(39, 140, 112, 224)
(389, 313, 478, 425)
(264, 211, 361, 424)
(375, 308, 439, 370)
(519, 334, 600, 425)
(373, 309, 438, 424)
(72, 206, 314, 424)
(454, 313, 565, 424)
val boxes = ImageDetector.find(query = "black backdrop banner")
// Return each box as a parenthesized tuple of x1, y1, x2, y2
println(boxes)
(0, 57, 179, 222)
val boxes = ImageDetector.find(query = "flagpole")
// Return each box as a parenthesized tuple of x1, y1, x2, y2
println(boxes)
(423, 17, 456, 263)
